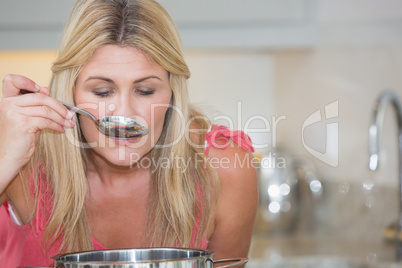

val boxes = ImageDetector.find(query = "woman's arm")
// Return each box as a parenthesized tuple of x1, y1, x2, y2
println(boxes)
(207, 140, 258, 261)
(0, 74, 73, 206)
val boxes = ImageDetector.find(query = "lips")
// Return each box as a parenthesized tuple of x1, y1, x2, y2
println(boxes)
(109, 137, 141, 146)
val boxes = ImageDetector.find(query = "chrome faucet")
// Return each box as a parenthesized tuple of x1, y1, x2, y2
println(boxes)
(368, 90, 402, 260)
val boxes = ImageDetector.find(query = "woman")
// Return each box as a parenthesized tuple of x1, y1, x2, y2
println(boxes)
(0, 0, 257, 267)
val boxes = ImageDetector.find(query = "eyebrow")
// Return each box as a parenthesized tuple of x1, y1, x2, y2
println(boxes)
(85, 75, 162, 84)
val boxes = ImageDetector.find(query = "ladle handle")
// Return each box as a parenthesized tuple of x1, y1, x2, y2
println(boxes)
(58, 100, 98, 122)
(19, 89, 98, 123)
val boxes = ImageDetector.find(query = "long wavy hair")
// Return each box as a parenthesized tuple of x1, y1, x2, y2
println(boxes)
(30, 0, 219, 253)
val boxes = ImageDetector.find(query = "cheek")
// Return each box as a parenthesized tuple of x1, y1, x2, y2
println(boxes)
(150, 106, 170, 133)
(74, 94, 104, 119)
(78, 116, 99, 143)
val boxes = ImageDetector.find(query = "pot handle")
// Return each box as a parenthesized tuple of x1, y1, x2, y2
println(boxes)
(212, 258, 248, 268)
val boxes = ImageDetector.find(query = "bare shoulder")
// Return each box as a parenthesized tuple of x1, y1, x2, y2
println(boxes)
(206, 139, 257, 183)
(206, 140, 258, 259)
(207, 141, 258, 224)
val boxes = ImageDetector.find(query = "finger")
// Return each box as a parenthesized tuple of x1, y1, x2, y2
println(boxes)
(18, 106, 75, 128)
(39, 86, 50, 96)
(2, 74, 40, 97)
(28, 116, 67, 133)
(20, 86, 49, 96)
(10, 93, 73, 120)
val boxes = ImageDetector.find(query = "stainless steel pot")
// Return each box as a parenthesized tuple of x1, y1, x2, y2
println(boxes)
(52, 248, 248, 268)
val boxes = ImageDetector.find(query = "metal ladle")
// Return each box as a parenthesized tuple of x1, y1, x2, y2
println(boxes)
(60, 101, 149, 138)
(20, 90, 149, 138)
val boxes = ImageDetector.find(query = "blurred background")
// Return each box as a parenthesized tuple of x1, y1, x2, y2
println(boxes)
(2, 0, 402, 265)
(2, 0, 401, 187)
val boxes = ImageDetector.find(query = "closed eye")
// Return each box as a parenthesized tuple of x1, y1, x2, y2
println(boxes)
(137, 89, 155, 96)
(93, 90, 113, 97)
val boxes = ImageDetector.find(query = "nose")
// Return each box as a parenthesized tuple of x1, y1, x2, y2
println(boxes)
(109, 92, 139, 119)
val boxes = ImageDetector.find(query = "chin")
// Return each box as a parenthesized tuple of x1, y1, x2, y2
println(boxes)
(110, 158, 140, 169)
(89, 143, 151, 169)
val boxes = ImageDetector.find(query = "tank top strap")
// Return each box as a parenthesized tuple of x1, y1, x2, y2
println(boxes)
(204, 125, 254, 155)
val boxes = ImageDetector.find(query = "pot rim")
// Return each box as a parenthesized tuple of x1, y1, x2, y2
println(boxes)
(52, 247, 215, 264)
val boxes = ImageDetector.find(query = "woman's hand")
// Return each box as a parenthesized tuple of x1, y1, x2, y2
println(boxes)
(0, 74, 75, 193)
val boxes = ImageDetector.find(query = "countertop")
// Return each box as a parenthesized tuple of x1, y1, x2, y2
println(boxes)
(247, 181, 401, 267)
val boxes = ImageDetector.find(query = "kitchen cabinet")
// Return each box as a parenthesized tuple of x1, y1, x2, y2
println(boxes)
(159, 0, 317, 49)
(0, 0, 73, 50)
(0, 0, 317, 50)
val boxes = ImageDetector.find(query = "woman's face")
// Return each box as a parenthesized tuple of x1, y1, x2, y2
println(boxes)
(74, 45, 172, 167)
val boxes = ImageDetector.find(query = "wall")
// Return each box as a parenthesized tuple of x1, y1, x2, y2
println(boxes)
(273, 0, 402, 186)
(185, 51, 275, 149)
(0, 51, 57, 92)
(275, 47, 402, 186)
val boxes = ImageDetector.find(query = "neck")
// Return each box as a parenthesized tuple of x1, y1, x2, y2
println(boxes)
(87, 149, 151, 190)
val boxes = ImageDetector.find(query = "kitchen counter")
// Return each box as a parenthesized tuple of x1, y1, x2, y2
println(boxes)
(247, 181, 401, 267)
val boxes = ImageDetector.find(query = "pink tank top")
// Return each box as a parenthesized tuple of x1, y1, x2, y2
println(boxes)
(0, 125, 254, 267)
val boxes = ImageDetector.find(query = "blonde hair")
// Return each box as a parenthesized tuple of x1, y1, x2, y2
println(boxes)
(31, 0, 219, 253)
